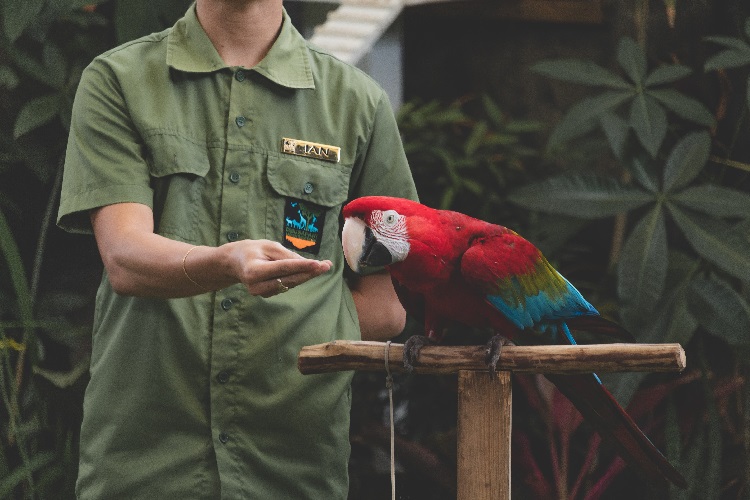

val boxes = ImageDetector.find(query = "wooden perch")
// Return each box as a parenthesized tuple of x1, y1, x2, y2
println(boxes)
(298, 341, 686, 375)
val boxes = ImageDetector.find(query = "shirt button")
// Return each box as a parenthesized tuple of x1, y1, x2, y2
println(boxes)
(217, 371, 230, 384)
(235, 116, 246, 127)
(226, 231, 240, 242)
(219, 432, 229, 444)
(235, 70, 246, 82)
(229, 171, 241, 183)
(303, 182, 314, 194)
(221, 298, 233, 311)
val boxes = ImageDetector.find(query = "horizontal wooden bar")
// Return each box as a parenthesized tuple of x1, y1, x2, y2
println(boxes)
(298, 341, 686, 375)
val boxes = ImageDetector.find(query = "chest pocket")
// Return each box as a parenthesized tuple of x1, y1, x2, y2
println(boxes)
(266, 155, 352, 257)
(145, 133, 211, 243)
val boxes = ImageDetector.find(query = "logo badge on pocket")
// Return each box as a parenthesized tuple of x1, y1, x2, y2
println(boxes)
(283, 198, 326, 255)
(282, 138, 340, 163)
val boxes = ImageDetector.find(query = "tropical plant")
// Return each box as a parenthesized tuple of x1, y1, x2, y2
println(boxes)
(0, 1, 190, 498)
(506, 25, 750, 499)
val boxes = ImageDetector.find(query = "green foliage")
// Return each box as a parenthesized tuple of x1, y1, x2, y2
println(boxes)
(515, 22, 750, 499)
(0, 1, 190, 498)
(398, 95, 543, 226)
(533, 37, 715, 157)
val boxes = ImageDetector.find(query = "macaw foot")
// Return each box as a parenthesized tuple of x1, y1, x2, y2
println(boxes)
(485, 334, 509, 376)
(403, 335, 434, 372)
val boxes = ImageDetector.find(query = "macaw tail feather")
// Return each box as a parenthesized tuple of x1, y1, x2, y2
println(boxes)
(546, 372, 686, 488)
(545, 323, 685, 487)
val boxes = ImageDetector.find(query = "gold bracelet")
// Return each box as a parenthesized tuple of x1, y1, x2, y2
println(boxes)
(182, 246, 209, 292)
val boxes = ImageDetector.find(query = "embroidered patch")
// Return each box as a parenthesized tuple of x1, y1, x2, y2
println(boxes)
(283, 198, 326, 255)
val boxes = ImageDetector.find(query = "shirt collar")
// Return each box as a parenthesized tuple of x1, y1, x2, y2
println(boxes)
(166, 5, 315, 90)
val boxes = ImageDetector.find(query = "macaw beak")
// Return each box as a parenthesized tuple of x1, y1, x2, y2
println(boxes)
(342, 217, 394, 273)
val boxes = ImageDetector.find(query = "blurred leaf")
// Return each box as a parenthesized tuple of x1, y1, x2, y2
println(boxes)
(688, 275, 750, 345)
(481, 94, 505, 126)
(617, 204, 667, 316)
(628, 155, 659, 193)
(599, 112, 629, 160)
(508, 174, 654, 218)
(703, 33, 750, 71)
(630, 93, 667, 157)
(0, 452, 55, 497)
(464, 121, 488, 156)
(13, 94, 61, 138)
(547, 91, 632, 147)
(668, 205, 750, 281)
(747, 73, 750, 113)
(617, 37, 647, 85)
(704, 47, 750, 71)
(0, 66, 20, 89)
(33, 355, 90, 388)
(531, 59, 631, 89)
(504, 120, 542, 134)
(672, 185, 750, 217)
(2, 0, 45, 41)
(644, 64, 692, 87)
(662, 131, 711, 192)
(648, 89, 716, 127)
(42, 43, 67, 90)
(6, 45, 49, 85)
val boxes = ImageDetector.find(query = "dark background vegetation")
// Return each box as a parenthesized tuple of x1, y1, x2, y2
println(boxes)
(2, 0, 750, 498)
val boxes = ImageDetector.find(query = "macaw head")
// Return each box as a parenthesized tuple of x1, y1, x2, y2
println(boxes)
(342, 196, 439, 274)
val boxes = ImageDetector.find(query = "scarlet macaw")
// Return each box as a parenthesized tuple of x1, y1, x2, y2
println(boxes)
(341, 195, 686, 488)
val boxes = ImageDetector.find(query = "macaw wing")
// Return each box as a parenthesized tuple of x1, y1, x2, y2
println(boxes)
(460, 231, 598, 330)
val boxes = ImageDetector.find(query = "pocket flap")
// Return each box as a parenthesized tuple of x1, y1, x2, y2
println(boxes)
(267, 155, 349, 207)
(145, 133, 210, 178)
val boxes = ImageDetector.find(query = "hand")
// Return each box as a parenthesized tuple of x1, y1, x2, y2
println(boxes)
(225, 239, 332, 297)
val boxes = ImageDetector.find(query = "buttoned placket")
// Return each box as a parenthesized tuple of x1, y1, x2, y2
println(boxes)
(209, 66, 257, 491)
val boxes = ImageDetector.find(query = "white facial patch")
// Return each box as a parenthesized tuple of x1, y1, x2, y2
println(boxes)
(342, 217, 367, 273)
(370, 210, 410, 263)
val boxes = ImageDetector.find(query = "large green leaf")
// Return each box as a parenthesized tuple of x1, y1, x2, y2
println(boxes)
(704, 48, 750, 71)
(617, 37, 647, 85)
(629, 93, 667, 157)
(672, 185, 750, 217)
(547, 91, 632, 147)
(648, 89, 716, 127)
(508, 174, 654, 218)
(688, 275, 750, 345)
(662, 131, 711, 192)
(644, 64, 692, 87)
(531, 59, 631, 89)
(13, 94, 61, 139)
(703, 35, 750, 52)
(599, 112, 629, 160)
(617, 204, 667, 316)
(668, 205, 750, 280)
(1, 0, 45, 41)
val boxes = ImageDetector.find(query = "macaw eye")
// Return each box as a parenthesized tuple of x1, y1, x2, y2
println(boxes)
(382, 210, 400, 227)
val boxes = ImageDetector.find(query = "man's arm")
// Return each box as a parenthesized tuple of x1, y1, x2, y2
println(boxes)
(91, 202, 331, 298)
(349, 271, 406, 341)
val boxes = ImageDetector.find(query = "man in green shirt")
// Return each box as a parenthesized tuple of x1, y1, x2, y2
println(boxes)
(57, 0, 417, 497)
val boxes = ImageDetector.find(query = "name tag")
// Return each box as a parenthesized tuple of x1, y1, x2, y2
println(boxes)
(282, 138, 340, 163)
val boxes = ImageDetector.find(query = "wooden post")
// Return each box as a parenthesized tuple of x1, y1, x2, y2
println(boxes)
(457, 370, 512, 500)
(298, 341, 686, 499)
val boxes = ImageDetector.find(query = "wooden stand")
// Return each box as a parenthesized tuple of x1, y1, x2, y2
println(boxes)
(298, 341, 685, 499)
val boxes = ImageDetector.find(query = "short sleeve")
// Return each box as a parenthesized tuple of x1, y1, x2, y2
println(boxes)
(348, 91, 418, 203)
(57, 58, 154, 234)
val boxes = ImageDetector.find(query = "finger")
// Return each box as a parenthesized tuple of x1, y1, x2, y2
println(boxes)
(249, 258, 331, 283)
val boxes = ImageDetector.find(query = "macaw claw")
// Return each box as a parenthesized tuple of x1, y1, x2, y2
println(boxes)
(485, 334, 508, 376)
(403, 335, 433, 372)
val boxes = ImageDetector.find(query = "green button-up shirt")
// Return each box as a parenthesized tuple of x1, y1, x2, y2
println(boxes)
(57, 6, 417, 499)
